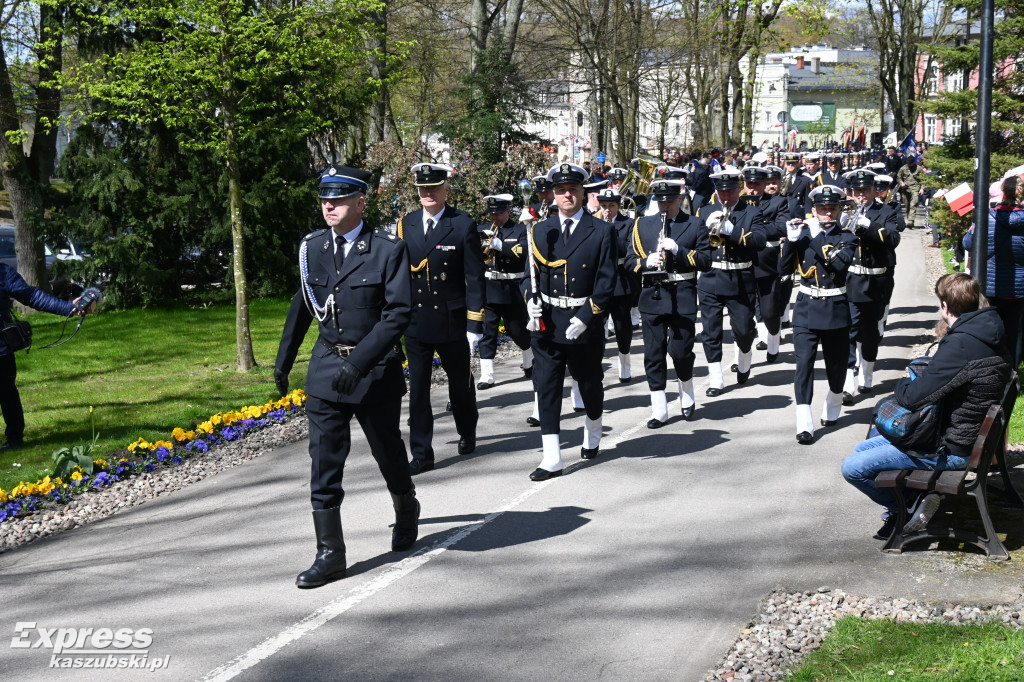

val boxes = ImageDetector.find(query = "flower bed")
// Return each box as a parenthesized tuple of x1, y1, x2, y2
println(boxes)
(0, 390, 306, 524)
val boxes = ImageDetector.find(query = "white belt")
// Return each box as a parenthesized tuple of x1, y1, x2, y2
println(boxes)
(540, 293, 587, 308)
(848, 265, 887, 276)
(799, 284, 846, 298)
(711, 261, 752, 270)
(485, 271, 519, 280)
(765, 241, 781, 248)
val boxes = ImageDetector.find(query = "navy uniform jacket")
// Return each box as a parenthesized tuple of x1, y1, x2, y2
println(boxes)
(611, 213, 638, 297)
(821, 169, 847, 189)
(625, 212, 712, 316)
(478, 218, 527, 305)
(752, 193, 790, 280)
(696, 200, 768, 297)
(781, 170, 812, 219)
(522, 213, 617, 344)
(882, 198, 906, 276)
(779, 223, 856, 330)
(846, 202, 901, 303)
(275, 225, 411, 403)
(398, 206, 486, 342)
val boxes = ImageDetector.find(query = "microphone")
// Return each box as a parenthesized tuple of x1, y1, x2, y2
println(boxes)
(74, 287, 103, 313)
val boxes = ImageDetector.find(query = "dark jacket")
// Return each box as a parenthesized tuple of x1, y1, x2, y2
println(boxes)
(696, 200, 768, 297)
(779, 222, 856, 330)
(611, 213, 638, 298)
(895, 307, 1013, 456)
(275, 225, 411, 403)
(752, 193, 790, 279)
(398, 206, 486, 342)
(845, 201, 900, 303)
(0, 263, 75, 356)
(963, 207, 1024, 299)
(625, 211, 712, 316)
(521, 212, 617, 344)
(479, 219, 527, 305)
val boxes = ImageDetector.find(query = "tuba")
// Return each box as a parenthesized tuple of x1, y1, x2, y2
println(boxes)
(617, 154, 660, 217)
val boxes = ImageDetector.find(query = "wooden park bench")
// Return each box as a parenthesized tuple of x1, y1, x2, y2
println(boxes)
(874, 375, 1022, 559)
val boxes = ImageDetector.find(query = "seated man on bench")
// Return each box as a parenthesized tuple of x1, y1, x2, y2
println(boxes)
(841, 273, 1013, 540)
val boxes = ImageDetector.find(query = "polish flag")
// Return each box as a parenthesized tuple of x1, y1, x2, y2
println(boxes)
(943, 182, 974, 216)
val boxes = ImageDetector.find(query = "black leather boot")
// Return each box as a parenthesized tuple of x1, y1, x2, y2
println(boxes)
(296, 508, 347, 588)
(390, 487, 420, 551)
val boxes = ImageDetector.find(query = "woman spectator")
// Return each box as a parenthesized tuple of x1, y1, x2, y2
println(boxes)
(963, 174, 1024, 366)
(841, 273, 1012, 539)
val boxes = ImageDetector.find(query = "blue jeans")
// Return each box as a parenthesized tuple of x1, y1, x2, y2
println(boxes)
(841, 436, 968, 514)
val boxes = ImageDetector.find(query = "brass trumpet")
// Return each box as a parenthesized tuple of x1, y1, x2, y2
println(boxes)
(708, 205, 731, 248)
(840, 200, 867, 233)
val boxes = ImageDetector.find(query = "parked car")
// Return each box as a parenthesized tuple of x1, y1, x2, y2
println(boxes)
(0, 224, 89, 300)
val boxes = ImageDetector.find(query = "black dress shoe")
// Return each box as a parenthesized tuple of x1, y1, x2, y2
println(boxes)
(858, 386, 873, 394)
(523, 367, 532, 378)
(873, 516, 897, 540)
(766, 352, 778, 364)
(458, 437, 475, 455)
(820, 419, 837, 427)
(619, 376, 631, 384)
(526, 416, 540, 427)
(477, 381, 494, 390)
(736, 370, 750, 385)
(646, 418, 665, 429)
(530, 467, 563, 481)
(842, 392, 854, 406)
(796, 431, 813, 444)
(581, 447, 599, 460)
(781, 321, 791, 329)
(706, 387, 722, 397)
(409, 459, 434, 475)
(446, 401, 452, 411)
(756, 340, 768, 351)
(682, 405, 695, 420)
(0, 439, 25, 451)
(730, 363, 738, 373)
(573, 407, 586, 413)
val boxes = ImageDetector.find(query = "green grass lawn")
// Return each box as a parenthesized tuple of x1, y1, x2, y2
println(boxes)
(0, 297, 315, 492)
(788, 617, 1024, 680)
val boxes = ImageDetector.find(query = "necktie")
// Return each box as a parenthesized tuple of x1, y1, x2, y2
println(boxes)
(426, 218, 434, 235)
(335, 236, 345, 273)
(562, 219, 572, 245)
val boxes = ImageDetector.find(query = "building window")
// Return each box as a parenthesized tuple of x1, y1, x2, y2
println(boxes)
(945, 117, 962, 138)
(924, 115, 938, 143)
(926, 64, 940, 95)
(946, 70, 963, 91)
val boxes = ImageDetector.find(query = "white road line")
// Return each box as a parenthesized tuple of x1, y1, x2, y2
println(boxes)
(201, 410, 650, 682)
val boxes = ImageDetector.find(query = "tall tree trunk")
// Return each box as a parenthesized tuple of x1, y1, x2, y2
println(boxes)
(470, 0, 488, 77)
(501, 0, 525, 62)
(368, 5, 388, 144)
(0, 35, 48, 290)
(223, 105, 256, 372)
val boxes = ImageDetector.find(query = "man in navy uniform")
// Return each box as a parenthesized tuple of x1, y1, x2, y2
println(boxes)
(275, 165, 417, 588)
(528, 175, 555, 223)
(822, 152, 847, 188)
(596, 187, 637, 383)
(841, 168, 901, 403)
(779, 185, 857, 443)
(524, 162, 617, 481)
(697, 169, 768, 395)
(780, 152, 812, 220)
(626, 179, 712, 426)
(477, 193, 532, 389)
(396, 162, 487, 474)
(874, 174, 905, 337)
(745, 166, 790, 364)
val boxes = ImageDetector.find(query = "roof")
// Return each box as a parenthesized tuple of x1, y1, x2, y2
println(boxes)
(787, 60, 878, 92)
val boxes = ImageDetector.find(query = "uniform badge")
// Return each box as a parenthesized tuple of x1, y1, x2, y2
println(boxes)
(560, 164, 570, 173)
(328, 167, 337, 176)
(357, 240, 366, 250)
(441, 272, 447, 281)
(423, 164, 432, 173)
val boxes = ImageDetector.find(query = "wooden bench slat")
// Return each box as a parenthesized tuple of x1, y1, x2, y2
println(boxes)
(875, 469, 908, 488)
(905, 469, 940, 490)
(934, 470, 967, 495)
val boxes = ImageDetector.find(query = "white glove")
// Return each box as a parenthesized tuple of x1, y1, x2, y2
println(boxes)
(786, 219, 805, 241)
(466, 331, 482, 348)
(489, 236, 503, 251)
(646, 252, 662, 268)
(519, 207, 534, 223)
(527, 298, 543, 319)
(658, 236, 679, 255)
(806, 218, 822, 237)
(855, 215, 871, 229)
(719, 219, 734, 236)
(565, 317, 587, 340)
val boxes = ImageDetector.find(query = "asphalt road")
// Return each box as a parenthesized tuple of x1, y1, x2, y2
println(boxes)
(2, 233, 1014, 681)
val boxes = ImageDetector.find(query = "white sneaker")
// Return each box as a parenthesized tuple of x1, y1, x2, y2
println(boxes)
(903, 493, 941, 533)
